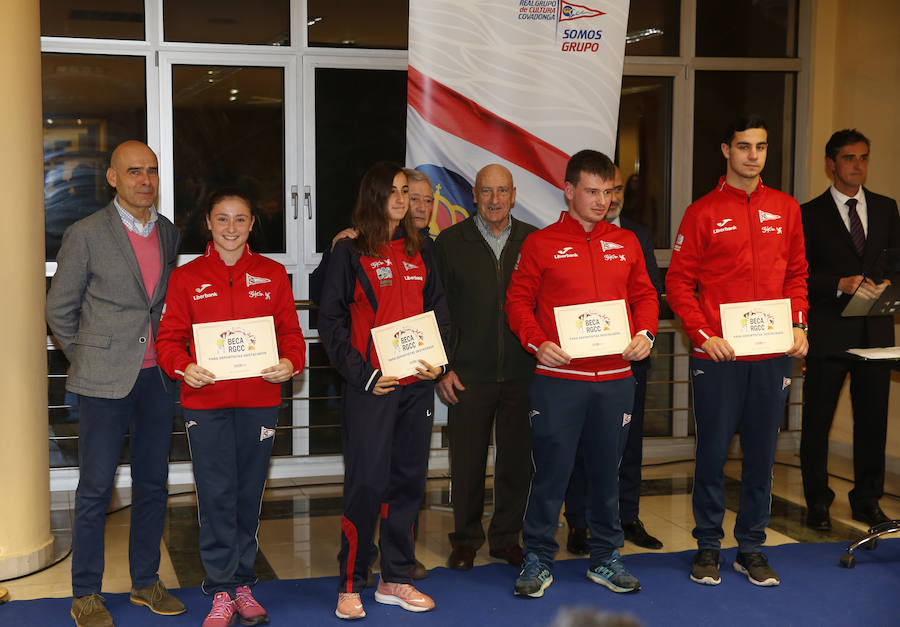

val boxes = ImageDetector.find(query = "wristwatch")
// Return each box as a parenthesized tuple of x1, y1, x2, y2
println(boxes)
(792, 322, 808, 333)
(637, 329, 655, 348)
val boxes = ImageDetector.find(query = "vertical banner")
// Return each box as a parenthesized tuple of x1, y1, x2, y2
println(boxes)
(407, 0, 630, 232)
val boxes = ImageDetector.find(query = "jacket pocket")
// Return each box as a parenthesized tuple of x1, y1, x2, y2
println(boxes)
(73, 331, 111, 348)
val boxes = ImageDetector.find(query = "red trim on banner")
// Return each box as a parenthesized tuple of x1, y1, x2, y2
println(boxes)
(408, 65, 568, 189)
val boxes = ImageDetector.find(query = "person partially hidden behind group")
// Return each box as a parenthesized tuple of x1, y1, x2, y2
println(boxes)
(318, 162, 451, 619)
(156, 188, 306, 627)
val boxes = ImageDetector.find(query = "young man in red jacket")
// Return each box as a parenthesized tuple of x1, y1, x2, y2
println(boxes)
(666, 115, 809, 588)
(506, 150, 659, 598)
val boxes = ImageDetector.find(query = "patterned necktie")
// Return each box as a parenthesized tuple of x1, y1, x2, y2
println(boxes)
(846, 198, 865, 256)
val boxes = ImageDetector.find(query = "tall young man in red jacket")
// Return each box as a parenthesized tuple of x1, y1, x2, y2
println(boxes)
(506, 150, 659, 598)
(667, 115, 809, 588)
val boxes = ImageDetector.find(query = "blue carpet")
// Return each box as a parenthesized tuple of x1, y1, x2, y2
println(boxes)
(4, 540, 899, 626)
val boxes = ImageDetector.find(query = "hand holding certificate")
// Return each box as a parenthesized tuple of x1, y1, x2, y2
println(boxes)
(719, 298, 793, 357)
(371, 311, 448, 379)
(192, 316, 279, 381)
(554, 300, 631, 358)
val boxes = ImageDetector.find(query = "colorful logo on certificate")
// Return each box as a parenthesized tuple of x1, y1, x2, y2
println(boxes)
(216, 327, 257, 354)
(575, 311, 612, 335)
(392, 327, 426, 355)
(739, 310, 776, 333)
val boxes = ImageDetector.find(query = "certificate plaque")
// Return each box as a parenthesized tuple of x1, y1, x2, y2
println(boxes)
(554, 300, 631, 358)
(719, 298, 793, 357)
(371, 311, 448, 379)
(192, 316, 279, 381)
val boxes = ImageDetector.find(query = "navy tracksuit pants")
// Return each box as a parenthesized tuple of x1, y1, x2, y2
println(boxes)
(565, 360, 650, 528)
(522, 374, 634, 568)
(184, 406, 278, 595)
(338, 380, 433, 593)
(71, 367, 174, 597)
(690, 355, 792, 553)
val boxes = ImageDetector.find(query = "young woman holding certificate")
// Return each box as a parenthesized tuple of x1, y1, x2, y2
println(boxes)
(318, 162, 450, 620)
(156, 189, 305, 627)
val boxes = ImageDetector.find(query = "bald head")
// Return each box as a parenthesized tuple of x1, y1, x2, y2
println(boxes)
(106, 141, 159, 221)
(472, 164, 516, 235)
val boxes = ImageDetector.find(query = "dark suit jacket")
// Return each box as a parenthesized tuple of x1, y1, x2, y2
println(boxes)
(616, 217, 662, 372)
(801, 187, 900, 358)
(619, 216, 662, 297)
(46, 202, 180, 398)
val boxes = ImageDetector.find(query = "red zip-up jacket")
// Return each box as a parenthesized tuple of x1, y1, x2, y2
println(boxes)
(666, 176, 808, 360)
(505, 211, 659, 382)
(317, 227, 450, 392)
(156, 243, 306, 409)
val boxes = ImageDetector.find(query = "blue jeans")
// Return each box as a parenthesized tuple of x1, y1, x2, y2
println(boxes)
(71, 367, 174, 596)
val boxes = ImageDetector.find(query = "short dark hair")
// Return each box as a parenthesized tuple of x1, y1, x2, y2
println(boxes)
(825, 129, 870, 160)
(205, 187, 253, 217)
(565, 150, 615, 186)
(722, 115, 768, 145)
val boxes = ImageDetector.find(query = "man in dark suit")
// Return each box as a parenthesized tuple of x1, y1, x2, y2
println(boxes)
(564, 165, 664, 553)
(800, 129, 900, 531)
(47, 141, 184, 627)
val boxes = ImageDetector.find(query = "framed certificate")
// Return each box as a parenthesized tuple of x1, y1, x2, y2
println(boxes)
(371, 311, 448, 379)
(554, 300, 631, 358)
(719, 298, 793, 357)
(192, 316, 279, 381)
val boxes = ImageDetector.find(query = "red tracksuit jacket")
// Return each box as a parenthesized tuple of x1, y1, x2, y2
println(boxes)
(156, 243, 306, 409)
(505, 211, 659, 382)
(317, 228, 450, 392)
(666, 176, 809, 360)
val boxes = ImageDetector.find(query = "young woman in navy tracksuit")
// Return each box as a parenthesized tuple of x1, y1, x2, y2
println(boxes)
(318, 162, 449, 620)
(156, 189, 305, 627)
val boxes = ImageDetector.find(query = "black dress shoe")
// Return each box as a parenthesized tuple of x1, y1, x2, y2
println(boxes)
(622, 519, 663, 550)
(413, 559, 429, 580)
(852, 503, 890, 527)
(566, 527, 589, 555)
(489, 543, 524, 567)
(806, 506, 831, 531)
(447, 545, 476, 570)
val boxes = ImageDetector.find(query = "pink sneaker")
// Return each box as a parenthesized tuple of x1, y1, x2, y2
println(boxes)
(374, 580, 435, 612)
(202, 592, 237, 627)
(234, 586, 268, 625)
(335, 592, 366, 620)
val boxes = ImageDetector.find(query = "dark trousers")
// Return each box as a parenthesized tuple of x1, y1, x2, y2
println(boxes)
(523, 375, 634, 568)
(565, 363, 648, 528)
(338, 381, 433, 593)
(71, 367, 174, 597)
(448, 378, 532, 551)
(800, 356, 890, 510)
(184, 406, 278, 595)
(690, 356, 792, 553)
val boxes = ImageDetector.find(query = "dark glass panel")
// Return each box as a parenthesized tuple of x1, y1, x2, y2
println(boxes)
(172, 65, 286, 253)
(314, 68, 407, 252)
(41, 0, 144, 40)
(163, 0, 290, 46)
(42, 53, 146, 260)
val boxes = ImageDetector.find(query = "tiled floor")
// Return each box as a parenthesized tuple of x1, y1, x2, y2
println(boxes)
(4, 449, 899, 601)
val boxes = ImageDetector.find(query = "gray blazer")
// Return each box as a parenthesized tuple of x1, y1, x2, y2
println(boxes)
(46, 202, 180, 399)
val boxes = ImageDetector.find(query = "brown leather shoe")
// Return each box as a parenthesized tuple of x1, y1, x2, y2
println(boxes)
(447, 545, 476, 570)
(413, 559, 429, 580)
(489, 543, 524, 567)
(128, 580, 186, 616)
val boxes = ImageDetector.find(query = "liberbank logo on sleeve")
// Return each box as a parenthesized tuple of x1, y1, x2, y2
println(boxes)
(517, 1, 608, 53)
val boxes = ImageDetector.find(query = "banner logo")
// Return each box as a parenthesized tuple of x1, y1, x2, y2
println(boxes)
(560, 1, 605, 21)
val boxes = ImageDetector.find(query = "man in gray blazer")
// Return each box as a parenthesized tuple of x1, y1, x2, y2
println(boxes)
(47, 141, 184, 627)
